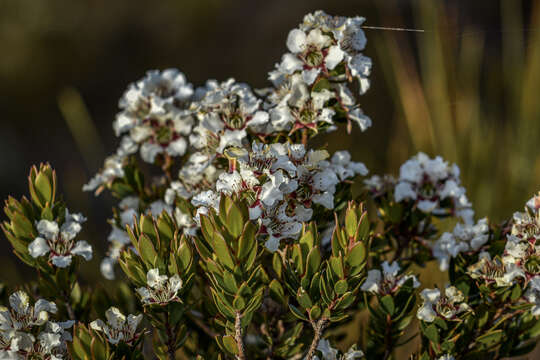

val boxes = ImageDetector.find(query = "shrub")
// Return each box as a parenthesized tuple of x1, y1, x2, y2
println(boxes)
(1, 10, 539, 360)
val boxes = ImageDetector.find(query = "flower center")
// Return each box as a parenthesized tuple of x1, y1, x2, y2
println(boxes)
(305, 48, 324, 67)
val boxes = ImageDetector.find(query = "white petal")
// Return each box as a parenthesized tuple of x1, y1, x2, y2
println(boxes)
(28, 237, 50, 258)
(278, 53, 303, 75)
(360, 270, 382, 293)
(286, 29, 307, 53)
(421, 288, 441, 302)
(325, 45, 344, 70)
(166, 138, 187, 157)
(312, 192, 334, 210)
(264, 237, 280, 253)
(417, 304, 437, 322)
(169, 275, 183, 293)
(105, 307, 126, 329)
(302, 68, 320, 85)
(140, 142, 163, 163)
(90, 319, 106, 332)
(100, 257, 116, 280)
(217, 130, 246, 153)
(36, 220, 59, 239)
(249, 111, 269, 127)
(71, 241, 93, 261)
(34, 299, 57, 316)
(52, 255, 73, 268)
(147, 268, 167, 288)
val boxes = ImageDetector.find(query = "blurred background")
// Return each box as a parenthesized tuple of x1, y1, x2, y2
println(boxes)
(0, 0, 539, 352)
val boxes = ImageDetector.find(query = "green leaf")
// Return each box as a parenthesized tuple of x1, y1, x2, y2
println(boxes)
(289, 304, 308, 321)
(329, 256, 344, 279)
(227, 203, 244, 238)
(269, 279, 285, 304)
(296, 288, 313, 309)
(335, 291, 355, 311)
(310, 305, 321, 320)
(357, 211, 370, 240)
(237, 222, 256, 261)
(34, 172, 52, 205)
(477, 330, 503, 346)
(138, 235, 158, 267)
(380, 295, 395, 315)
(345, 209, 358, 238)
(334, 280, 348, 295)
(423, 324, 439, 344)
(346, 243, 366, 268)
(221, 335, 239, 355)
(510, 284, 522, 301)
(233, 295, 246, 311)
(212, 232, 235, 270)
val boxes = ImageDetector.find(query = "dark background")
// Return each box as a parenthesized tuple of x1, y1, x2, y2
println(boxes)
(1, 0, 538, 285)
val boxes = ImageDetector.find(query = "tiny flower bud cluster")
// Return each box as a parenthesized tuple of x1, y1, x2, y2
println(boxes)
(28, 209, 92, 268)
(0, 291, 73, 359)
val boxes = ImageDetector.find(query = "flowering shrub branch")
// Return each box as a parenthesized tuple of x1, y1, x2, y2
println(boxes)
(1, 9, 540, 360)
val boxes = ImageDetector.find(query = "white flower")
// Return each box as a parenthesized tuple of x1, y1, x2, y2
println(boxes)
(438, 355, 455, 360)
(393, 153, 473, 221)
(417, 286, 470, 322)
(192, 79, 268, 155)
(316, 339, 338, 360)
(136, 269, 183, 305)
(90, 307, 143, 345)
(433, 218, 489, 271)
(28, 209, 92, 268)
(360, 261, 419, 295)
(342, 346, 364, 359)
(0, 291, 57, 332)
(394, 182, 416, 202)
(83, 154, 126, 193)
(319, 151, 368, 181)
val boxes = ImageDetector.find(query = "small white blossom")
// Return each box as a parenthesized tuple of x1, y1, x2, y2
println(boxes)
(90, 307, 143, 345)
(433, 218, 489, 271)
(393, 153, 473, 223)
(417, 286, 471, 322)
(360, 261, 419, 295)
(136, 269, 183, 305)
(28, 209, 92, 268)
(190, 79, 268, 155)
(83, 154, 126, 193)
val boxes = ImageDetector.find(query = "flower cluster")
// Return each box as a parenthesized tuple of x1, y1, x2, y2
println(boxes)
(90, 307, 143, 345)
(190, 142, 367, 251)
(467, 194, 540, 313)
(360, 261, 420, 295)
(0, 291, 73, 359)
(432, 218, 489, 271)
(417, 286, 471, 323)
(266, 11, 372, 135)
(394, 153, 473, 222)
(136, 268, 183, 305)
(28, 209, 92, 268)
(190, 79, 268, 155)
(114, 69, 195, 163)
